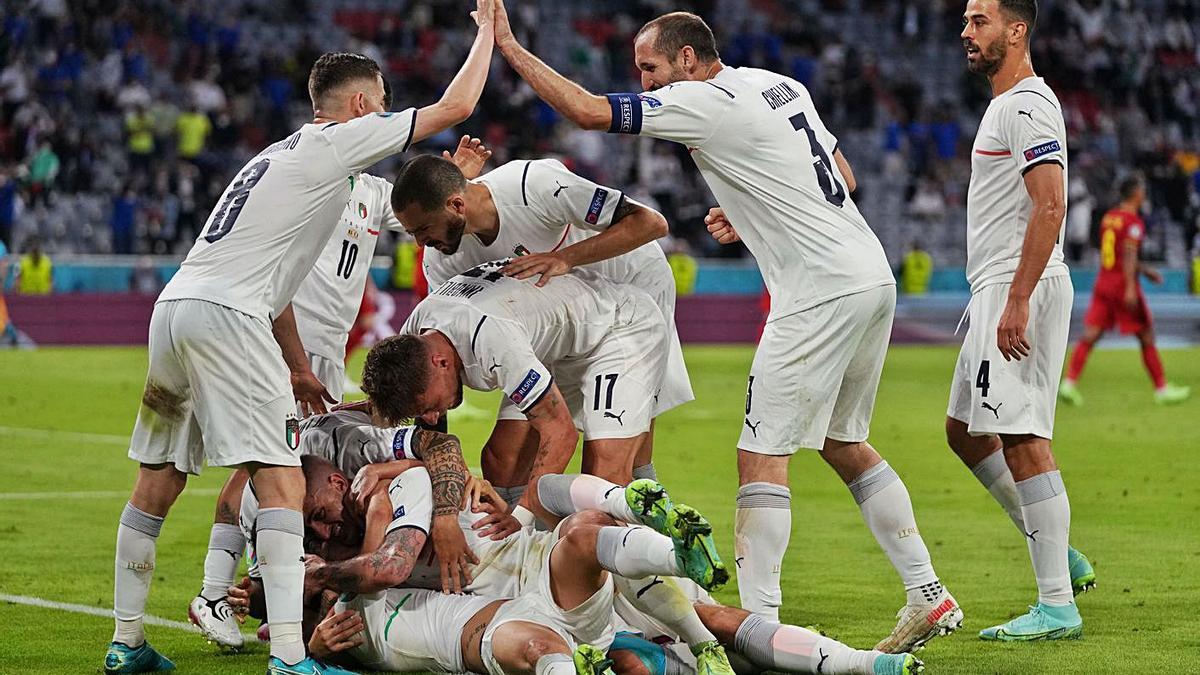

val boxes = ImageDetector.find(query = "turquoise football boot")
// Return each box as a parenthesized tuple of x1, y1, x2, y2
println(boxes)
(266, 657, 359, 674)
(667, 503, 729, 591)
(979, 603, 1082, 642)
(103, 641, 175, 674)
(873, 653, 925, 675)
(1068, 547, 1097, 595)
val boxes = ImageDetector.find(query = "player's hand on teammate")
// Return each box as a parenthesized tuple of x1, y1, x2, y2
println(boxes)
(226, 576, 260, 622)
(308, 606, 365, 659)
(429, 514, 479, 594)
(446, 136, 492, 179)
(350, 464, 384, 513)
(997, 296, 1031, 362)
(502, 252, 572, 287)
(470, 497, 522, 540)
(704, 207, 741, 244)
(291, 369, 337, 417)
(302, 554, 330, 601)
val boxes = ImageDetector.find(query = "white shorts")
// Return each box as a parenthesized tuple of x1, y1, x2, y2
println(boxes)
(631, 270, 694, 417)
(337, 588, 492, 673)
(306, 351, 346, 406)
(479, 524, 616, 675)
(947, 275, 1073, 439)
(498, 289, 667, 441)
(128, 299, 300, 474)
(738, 285, 896, 455)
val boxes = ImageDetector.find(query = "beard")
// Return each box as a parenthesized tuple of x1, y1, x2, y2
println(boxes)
(967, 38, 1007, 76)
(440, 215, 468, 254)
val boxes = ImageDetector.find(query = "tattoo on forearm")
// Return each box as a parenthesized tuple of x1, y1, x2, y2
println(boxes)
(314, 528, 426, 593)
(417, 430, 469, 517)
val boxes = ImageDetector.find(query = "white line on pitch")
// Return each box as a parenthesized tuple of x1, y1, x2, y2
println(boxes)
(0, 593, 262, 642)
(0, 425, 130, 444)
(0, 488, 221, 500)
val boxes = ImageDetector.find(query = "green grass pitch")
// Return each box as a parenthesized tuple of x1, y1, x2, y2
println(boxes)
(1, 345, 1197, 674)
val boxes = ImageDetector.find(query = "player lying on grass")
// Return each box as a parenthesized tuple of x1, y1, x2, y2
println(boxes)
(191, 408, 483, 649)
(236, 468, 923, 675)
(190, 137, 494, 651)
(1059, 174, 1190, 406)
(361, 260, 672, 525)
(393, 152, 691, 504)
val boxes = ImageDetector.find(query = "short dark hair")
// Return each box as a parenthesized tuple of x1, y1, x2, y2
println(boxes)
(637, 12, 720, 63)
(361, 335, 431, 425)
(392, 155, 468, 213)
(300, 455, 343, 496)
(308, 52, 382, 109)
(1000, 0, 1038, 40)
(1118, 174, 1144, 201)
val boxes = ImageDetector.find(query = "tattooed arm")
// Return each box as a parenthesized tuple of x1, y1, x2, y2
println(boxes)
(516, 383, 578, 521)
(305, 525, 428, 594)
(415, 429, 480, 593)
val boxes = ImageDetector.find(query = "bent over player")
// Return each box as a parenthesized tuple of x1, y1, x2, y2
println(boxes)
(948, 0, 1086, 642)
(488, 0, 957, 652)
(104, 7, 496, 672)
(1059, 174, 1190, 406)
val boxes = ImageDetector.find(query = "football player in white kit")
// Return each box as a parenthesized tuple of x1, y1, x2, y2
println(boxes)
(362, 262, 678, 524)
(390, 152, 691, 504)
(950, 0, 1085, 642)
(104, 3, 498, 670)
(487, 2, 959, 652)
(187, 138, 493, 651)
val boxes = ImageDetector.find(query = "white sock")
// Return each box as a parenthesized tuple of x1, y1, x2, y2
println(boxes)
(537, 474, 639, 523)
(257, 508, 307, 665)
(734, 482, 790, 621)
(535, 653, 575, 675)
(733, 613, 878, 674)
(201, 523, 245, 601)
(113, 503, 163, 647)
(632, 462, 658, 480)
(970, 450, 1026, 531)
(1015, 471, 1073, 606)
(848, 462, 939, 602)
(613, 575, 716, 647)
(595, 526, 680, 578)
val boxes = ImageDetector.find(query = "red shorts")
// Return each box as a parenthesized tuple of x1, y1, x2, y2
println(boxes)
(1083, 289, 1152, 334)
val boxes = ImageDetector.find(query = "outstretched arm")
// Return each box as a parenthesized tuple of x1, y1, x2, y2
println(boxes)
(411, 0, 497, 143)
(305, 524, 427, 595)
(493, 0, 611, 130)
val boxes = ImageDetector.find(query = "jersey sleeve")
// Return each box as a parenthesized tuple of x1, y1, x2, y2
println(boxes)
(471, 316, 554, 414)
(335, 424, 421, 477)
(322, 108, 418, 173)
(1001, 94, 1065, 176)
(604, 82, 731, 146)
(527, 160, 625, 232)
(385, 468, 433, 536)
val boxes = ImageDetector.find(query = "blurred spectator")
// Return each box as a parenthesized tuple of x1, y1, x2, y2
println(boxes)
(899, 240, 933, 295)
(129, 256, 163, 294)
(25, 140, 59, 207)
(16, 236, 52, 294)
(111, 186, 138, 254)
(1065, 173, 1095, 263)
(175, 105, 211, 161)
(0, 167, 16, 247)
(125, 104, 155, 176)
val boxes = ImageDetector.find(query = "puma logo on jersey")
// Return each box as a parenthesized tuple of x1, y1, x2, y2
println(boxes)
(735, 556, 744, 569)
(1025, 529, 1039, 542)
(1017, 109, 1035, 121)
(981, 401, 1003, 419)
(817, 649, 829, 673)
(604, 410, 626, 425)
(635, 577, 664, 598)
(553, 181, 569, 197)
(489, 359, 502, 373)
(744, 418, 761, 437)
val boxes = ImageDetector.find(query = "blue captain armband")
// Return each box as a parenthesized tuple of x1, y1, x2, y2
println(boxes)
(606, 93, 643, 134)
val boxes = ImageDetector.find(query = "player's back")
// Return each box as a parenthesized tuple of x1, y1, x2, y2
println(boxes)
(160, 110, 417, 320)
(1095, 208, 1143, 296)
(624, 67, 893, 320)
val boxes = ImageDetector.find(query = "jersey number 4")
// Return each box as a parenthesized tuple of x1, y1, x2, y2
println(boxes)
(975, 360, 991, 398)
(204, 158, 270, 243)
(789, 113, 846, 208)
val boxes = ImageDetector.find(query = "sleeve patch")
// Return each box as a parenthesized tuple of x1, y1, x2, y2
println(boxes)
(1128, 224, 1143, 239)
(1023, 140, 1061, 162)
(606, 93, 643, 134)
(392, 506, 406, 519)
(638, 94, 662, 108)
(585, 188, 610, 224)
(509, 369, 542, 404)
(392, 429, 407, 459)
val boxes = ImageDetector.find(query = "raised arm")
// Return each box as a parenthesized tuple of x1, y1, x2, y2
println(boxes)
(411, 0, 496, 143)
(493, 0, 611, 131)
(996, 162, 1066, 362)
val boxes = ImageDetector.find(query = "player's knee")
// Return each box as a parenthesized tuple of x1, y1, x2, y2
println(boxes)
(518, 636, 568, 671)
(561, 510, 617, 534)
(944, 417, 971, 452)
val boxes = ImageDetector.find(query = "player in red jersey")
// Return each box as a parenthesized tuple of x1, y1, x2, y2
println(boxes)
(1059, 175, 1190, 405)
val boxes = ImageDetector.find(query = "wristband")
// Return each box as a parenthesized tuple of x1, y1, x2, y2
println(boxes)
(512, 505, 536, 527)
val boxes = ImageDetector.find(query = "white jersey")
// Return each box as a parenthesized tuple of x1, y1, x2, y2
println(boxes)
(160, 109, 418, 320)
(338, 588, 493, 673)
(402, 262, 628, 415)
(605, 67, 893, 320)
(967, 76, 1069, 292)
(293, 173, 404, 361)
(297, 409, 420, 477)
(423, 159, 671, 294)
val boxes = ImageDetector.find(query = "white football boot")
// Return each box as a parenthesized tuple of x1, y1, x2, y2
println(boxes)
(874, 587, 964, 653)
(188, 594, 244, 650)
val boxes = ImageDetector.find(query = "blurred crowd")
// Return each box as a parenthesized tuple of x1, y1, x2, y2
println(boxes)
(1, 0, 1199, 270)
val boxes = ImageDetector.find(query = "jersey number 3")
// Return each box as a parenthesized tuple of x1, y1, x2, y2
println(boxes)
(204, 158, 270, 243)
(789, 113, 846, 208)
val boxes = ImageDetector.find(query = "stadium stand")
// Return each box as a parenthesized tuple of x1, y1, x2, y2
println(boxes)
(0, 0, 1197, 270)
